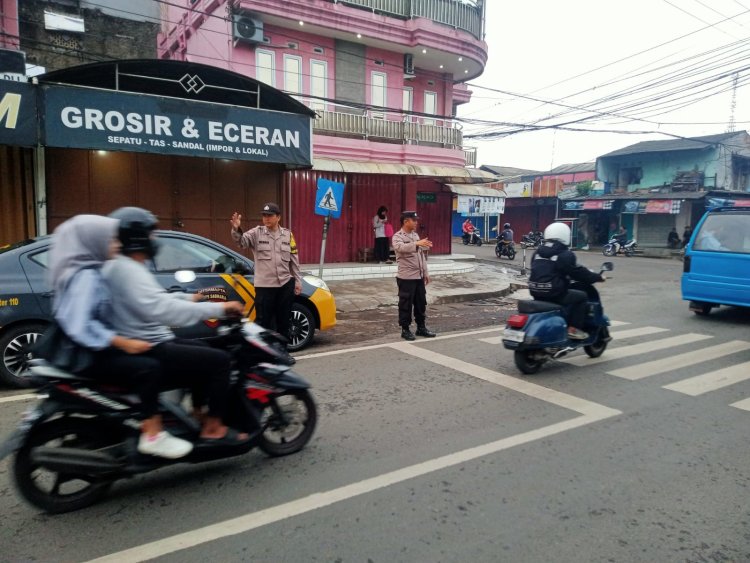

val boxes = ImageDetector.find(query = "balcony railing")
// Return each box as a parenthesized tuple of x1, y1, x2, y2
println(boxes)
(463, 146, 477, 167)
(313, 109, 464, 149)
(329, 0, 484, 39)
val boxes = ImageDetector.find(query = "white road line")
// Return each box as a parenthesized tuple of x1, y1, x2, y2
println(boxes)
(479, 335, 503, 345)
(0, 393, 39, 404)
(86, 334, 621, 563)
(608, 326, 669, 339)
(563, 333, 713, 367)
(608, 341, 750, 381)
(730, 397, 750, 412)
(663, 361, 750, 396)
(609, 320, 630, 327)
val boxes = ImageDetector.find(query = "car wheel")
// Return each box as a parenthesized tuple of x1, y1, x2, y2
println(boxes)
(0, 323, 47, 388)
(287, 304, 315, 351)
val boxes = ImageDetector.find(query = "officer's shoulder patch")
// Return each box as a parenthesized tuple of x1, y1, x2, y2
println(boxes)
(289, 232, 298, 255)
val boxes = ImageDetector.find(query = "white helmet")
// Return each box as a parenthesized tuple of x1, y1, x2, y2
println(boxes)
(543, 222, 571, 246)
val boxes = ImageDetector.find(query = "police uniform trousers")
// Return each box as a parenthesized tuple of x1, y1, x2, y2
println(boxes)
(255, 279, 296, 340)
(397, 277, 427, 328)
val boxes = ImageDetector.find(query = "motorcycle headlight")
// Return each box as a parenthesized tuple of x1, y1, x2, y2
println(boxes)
(303, 275, 329, 292)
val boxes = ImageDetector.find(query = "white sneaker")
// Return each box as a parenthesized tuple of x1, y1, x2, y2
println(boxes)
(138, 431, 193, 459)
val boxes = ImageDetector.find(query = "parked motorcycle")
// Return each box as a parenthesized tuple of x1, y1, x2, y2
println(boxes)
(521, 231, 544, 248)
(502, 262, 614, 374)
(495, 239, 516, 260)
(603, 236, 638, 257)
(0, 319, 317, 513)
(462, 230, 483, 246)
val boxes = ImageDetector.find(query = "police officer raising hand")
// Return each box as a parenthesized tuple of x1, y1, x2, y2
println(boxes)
(230, 203, 303, 348)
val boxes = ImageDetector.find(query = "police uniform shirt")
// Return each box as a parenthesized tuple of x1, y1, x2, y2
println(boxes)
(392, 229, 428, 280)
(232, 225, 302, 288)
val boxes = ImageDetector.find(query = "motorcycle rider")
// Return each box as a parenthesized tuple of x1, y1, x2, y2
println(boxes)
(462, 218, 475, 244)
(529, 222, 605, 340)
(103, 207, 249, 452)
(613, 225, 628, 253)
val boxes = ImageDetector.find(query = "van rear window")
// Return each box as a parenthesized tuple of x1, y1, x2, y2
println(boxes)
(693, 213, 750, 254)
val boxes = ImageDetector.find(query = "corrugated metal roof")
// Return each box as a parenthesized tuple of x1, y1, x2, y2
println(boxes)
(547, 162, 596, 174)
(445, 183, 506, 196)
(599, 132, 745, 158)
(479, 165, 541, 177)
(313, 159, 498, 183)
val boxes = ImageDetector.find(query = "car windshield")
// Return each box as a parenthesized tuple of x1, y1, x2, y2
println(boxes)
(693, 212, 750, 254)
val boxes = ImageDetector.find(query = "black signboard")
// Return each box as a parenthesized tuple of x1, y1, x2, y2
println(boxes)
(42, 85, 312, 165)
(0, 80, 38, 147)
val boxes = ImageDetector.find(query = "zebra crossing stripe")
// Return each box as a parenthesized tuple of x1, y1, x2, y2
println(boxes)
(663, 361, 750, 396)
(563, 333, 713, 367)
(730, 398, 750, 412)
(608, 326, 669, 339)
(480, 336, 504, 345)
(608, 320, 629, 327)
(608, 340, 750, 381)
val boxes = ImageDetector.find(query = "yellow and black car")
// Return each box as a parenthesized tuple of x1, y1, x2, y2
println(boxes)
(0, 231, 336, 388)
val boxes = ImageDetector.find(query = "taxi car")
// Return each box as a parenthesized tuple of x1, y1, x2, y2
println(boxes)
(0, 230, 336, 387)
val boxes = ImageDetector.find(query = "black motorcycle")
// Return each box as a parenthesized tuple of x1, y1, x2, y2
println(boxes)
(462, 229, 483, 246)
(0, 320, 317, 513)
(521, 231, 544, 248)
(495, 239, 516, 260)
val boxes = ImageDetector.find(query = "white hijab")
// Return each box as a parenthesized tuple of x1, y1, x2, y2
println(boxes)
(48, 215, 119, 301)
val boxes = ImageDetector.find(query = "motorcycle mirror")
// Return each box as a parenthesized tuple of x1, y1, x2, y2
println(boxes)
(175, 270, 197, 283)
(600, 262, 614, 272)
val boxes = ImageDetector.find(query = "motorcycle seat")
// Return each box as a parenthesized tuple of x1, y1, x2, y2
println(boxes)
(518, 299, 563, 313)
(28, 359, 95, 381)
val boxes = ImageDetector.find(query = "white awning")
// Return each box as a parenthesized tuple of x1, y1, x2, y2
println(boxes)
(446, 182, 506, 196)
(312, 158, 498, 184)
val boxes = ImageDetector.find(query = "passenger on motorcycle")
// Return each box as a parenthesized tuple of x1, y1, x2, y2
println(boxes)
(528, 222, 605, 341)
(102, 207, 248, 457)
(462, 218, 475, 243)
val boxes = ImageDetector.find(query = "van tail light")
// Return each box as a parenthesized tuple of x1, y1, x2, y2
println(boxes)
(683, 255, 691, 273)
(507, 314, 529, 328)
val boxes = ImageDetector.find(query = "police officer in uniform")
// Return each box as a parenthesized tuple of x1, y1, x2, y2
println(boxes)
(230, 203, 302, 345)
(392, 211, 437, 341)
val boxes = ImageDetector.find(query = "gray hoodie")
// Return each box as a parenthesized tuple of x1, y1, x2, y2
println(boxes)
(102, 255, 224, 344)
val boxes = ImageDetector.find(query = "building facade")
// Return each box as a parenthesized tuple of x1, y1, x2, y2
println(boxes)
(158, 0, 491, 262)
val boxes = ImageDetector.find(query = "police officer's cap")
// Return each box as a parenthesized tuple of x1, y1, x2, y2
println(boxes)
(260, 202, 281, 215)
(401, 210, 419, 221)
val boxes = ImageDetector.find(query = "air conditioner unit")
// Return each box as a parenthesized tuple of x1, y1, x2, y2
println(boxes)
(404, 53, 415, 78)
(233, 14, 264, 44)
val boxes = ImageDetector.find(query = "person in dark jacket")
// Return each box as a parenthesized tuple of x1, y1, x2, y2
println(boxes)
(528, 222, 605, 340)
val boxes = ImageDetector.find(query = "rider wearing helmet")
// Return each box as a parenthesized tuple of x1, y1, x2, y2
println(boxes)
(500, 222, 514, 243)
(103, 207, 249, 451)
(528, 222, 604, 340)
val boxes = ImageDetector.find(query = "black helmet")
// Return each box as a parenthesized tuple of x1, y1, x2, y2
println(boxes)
(504, 223, 511, 229)
(109, 207, 160, 258)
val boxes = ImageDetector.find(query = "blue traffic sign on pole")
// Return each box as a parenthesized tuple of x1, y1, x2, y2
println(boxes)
(314, 178, 345, 219)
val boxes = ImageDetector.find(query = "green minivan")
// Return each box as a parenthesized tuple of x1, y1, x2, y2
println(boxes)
(681, 206, 750, 315)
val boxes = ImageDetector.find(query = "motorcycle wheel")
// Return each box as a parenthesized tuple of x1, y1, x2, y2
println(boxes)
(462, 238, 469, 245)
(624, 247, 635, 257)
(514, 350, 544, 375)
(476, 238, 482, 247)
(14, 418, 116, 513)
(584, 337, 608, 358)
(258, 390, 317, 457)
(494, 244, 502, 258)
(508, 248, 516, 260)
(603, 245, 615, 257)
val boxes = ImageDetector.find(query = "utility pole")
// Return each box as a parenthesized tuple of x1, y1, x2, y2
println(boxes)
(727, 72, 739, 133)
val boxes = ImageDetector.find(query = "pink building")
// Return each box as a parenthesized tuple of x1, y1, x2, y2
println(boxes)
(158, 0, 491, 262)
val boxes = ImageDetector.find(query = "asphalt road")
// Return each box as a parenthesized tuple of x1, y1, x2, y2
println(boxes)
(1, 255, 749, 562)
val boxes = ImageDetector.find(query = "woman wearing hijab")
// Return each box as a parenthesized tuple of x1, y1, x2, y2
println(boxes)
(373, 206, 393, 264)
(49, 215, 193, 459)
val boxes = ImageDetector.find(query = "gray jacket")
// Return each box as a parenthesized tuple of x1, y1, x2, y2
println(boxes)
(392, 229, 428, 280)
(231, 225, 302, 288)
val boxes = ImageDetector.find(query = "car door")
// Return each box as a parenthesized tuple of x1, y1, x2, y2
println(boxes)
(19, 246, 54, 317)
(151, 233, 258, 338)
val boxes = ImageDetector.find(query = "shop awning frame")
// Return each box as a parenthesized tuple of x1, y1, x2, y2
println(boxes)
(312, 158, 498, 184)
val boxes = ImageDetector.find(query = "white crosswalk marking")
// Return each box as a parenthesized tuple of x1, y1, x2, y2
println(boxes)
(608, 340, 750, 381)
(608, 326, 669, 339)
(609, 320, 630, 327)
(480, 336, 504, 345)
(663, 361, 750, 396)
(563, 333, 713, 367)
(730, 398, 750, 412)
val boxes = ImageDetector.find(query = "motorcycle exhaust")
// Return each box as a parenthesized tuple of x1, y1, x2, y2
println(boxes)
(552, 347, 577, 359)
(30, 446, 124, 475)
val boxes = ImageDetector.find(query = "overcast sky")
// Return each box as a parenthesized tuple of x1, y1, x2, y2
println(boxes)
(460, 0, 750, 171)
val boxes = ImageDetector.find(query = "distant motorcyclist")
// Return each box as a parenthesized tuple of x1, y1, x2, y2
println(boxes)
(499, 223, 514, 244)
(529, 222, 605, 341)
(613, 225, 628, 253)
(462, 218, 475, 243)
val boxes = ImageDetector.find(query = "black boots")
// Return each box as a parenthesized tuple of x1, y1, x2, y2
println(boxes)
(401, 327, 416, 341)
(415, 326, 437, 338)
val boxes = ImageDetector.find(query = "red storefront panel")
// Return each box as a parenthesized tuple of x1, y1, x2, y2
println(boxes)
(350, 174, 404, 257)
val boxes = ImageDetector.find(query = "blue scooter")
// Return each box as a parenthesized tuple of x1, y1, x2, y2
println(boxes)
(502, 262, 614, 374)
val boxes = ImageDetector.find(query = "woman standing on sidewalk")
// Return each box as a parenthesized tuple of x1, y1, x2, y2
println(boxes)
(373, 206, 393, 264)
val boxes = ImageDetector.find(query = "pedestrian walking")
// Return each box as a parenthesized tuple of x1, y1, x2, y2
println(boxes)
(230, 203, 302, 347)
(681, 225, 693, 248)
(373, 206, 393, 264)
(392, 211, 436, 341)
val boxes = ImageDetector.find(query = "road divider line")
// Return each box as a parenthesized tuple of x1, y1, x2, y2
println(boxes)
(0, 393, 40, 404)
(663, 361, 750, 396)
(730, 397, 750, 412)
(607, 326, 668, 339)
(608, 340, 750, 380)
(563, 333, 713, 367)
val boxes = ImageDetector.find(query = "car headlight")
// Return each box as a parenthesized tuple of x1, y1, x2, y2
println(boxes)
(303, 275, 329, 292)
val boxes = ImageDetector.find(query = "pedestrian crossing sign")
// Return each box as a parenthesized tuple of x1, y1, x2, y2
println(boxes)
(315, 178, 345, 219)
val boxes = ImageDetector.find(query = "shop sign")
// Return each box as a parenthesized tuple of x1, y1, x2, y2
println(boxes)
(42, 85, 312, 165)
(457, 195, 505, 216)
(503, 182, 531, 198)
(623, 200, 681, 214)
(563, 200, 613, 211)
(0, 81, 38, 147)
(417, 192, 437, 203)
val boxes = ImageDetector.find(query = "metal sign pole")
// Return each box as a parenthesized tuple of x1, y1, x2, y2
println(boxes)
(520, 245, 527, 276)
(318, 213, 330, 279)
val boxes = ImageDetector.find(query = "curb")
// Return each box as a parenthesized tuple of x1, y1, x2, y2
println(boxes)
(429, 282, 527, 306)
